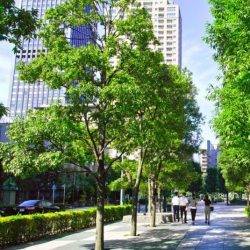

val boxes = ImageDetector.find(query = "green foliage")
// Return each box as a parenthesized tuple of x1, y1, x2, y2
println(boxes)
(245, 206, 250, 218)
(1, 1, 173, 244)
(4, 105, 93, 178)
(187, 162, 203, 193)
(205, 168, 218, 193)
(158, 160, 200, 191)
(206, 0, 250, 192)
(0, 103, 7, 119)
(203, 167, 227, 194)
(0, 205, 131, 247)
(109, 160, 138, 191)
(0, 0, 38, 49)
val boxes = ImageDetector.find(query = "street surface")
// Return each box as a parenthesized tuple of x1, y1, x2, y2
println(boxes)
(7, 203, 250, 250)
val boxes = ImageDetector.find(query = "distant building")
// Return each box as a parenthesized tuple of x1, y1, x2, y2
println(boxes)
(199, 140, 219, 173)
(0, 117, 12, 143)
(113, 0, 182, 67)
(134, 0, 182, 67)
(9, 0, 95, 117)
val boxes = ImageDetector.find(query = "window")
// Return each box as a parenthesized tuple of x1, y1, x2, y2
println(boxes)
(167, 7, 175, 11)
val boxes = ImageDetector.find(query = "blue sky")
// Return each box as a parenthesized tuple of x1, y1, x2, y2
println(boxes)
(0, 0, 219, 147)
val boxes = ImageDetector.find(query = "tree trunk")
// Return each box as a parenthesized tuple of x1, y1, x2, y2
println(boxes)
(158, 186, 161, 212)
(150, 177, 157, 227)
(95, 163, 106, 250)
(246, 185, 250, 207)
(226, 191, 229, 206)
(130, 157, 143, 236)
(131, 187, 139, 236)
(148, 178, 151, 213)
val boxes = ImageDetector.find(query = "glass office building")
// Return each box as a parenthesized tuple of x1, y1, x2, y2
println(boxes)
(9, 0, 94, 117)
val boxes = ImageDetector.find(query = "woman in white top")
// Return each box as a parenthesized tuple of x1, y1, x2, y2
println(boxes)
(189, 194, 198, 225)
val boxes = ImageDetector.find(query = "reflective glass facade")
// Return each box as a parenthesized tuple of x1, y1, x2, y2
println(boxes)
(9, 0, 93, 117)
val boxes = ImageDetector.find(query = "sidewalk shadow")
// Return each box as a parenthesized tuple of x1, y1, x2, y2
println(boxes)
(82, 227, 187, 250)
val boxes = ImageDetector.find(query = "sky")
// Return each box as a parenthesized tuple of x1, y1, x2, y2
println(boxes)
(0, 0, 219, 148)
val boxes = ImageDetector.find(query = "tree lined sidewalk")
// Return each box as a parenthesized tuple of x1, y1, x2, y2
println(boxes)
(7, 204, 250, 250)
(177, 204, 250, 249)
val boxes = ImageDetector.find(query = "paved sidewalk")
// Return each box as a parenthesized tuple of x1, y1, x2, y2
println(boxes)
(177, 204, 250, 250)
(7, 204, 250, 250)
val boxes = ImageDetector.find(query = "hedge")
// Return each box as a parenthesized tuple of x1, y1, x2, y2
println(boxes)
(0, 205, 131, 248)
(246, 206, 250, 218)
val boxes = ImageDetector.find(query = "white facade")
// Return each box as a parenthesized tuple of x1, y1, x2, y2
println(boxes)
(199, 140, 219, 173)
(133, 0, 182, 67)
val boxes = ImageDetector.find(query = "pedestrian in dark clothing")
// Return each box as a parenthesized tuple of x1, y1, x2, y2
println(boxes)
(172, 191, 180, 222)
(189, 194, 198, 225)
(179, 192, 189, 223)
(204, 194, 212, 225)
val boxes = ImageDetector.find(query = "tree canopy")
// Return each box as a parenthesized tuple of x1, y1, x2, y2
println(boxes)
(0, 0, 38, 49)
(1, 0, 202, 248)
(205, 0, 250, 193)
(2, 0, 173, 248)
(0, 103, 8, 119)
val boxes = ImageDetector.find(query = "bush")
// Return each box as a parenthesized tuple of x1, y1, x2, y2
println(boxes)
(0, 205, 131, 248)
(246, 206, 250, 218)
(230, 198, 247, 205)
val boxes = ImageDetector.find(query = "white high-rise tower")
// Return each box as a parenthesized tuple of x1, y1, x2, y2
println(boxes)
(133, 0, 182, 67)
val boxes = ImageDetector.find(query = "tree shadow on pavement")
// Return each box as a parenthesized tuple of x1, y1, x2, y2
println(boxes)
(82, 228, 187, 250)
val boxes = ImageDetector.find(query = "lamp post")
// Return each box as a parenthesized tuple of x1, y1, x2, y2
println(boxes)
(62, 184, 66, 205)
(52, 184, 56, 204)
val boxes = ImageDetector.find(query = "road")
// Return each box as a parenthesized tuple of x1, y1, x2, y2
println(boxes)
(7, 203, 250, 250)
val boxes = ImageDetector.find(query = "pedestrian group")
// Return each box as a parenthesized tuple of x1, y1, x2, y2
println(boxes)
(171, 192, 212, 225)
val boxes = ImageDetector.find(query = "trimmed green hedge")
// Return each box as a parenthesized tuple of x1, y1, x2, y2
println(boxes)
(0, 205, 131, 248)
(246, 206, 250, 218)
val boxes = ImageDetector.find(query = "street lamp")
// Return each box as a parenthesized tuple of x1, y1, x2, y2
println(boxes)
(52, 184, 56, 204)
(62, 184, 66, 205)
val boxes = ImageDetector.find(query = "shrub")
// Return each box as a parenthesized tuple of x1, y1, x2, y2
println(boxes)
(246, 206, 250, 218)
(0, 205, 131, 248)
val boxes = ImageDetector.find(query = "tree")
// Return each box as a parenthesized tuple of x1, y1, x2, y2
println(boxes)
(188, 162, 202, 194)
(0, 103, 7, 118)
(146, 69, 201, 228)
(205, 0, 250, 200)
(204, 168, 218, 193)
(2, 1, 166, 249)
(110, 67, 201, 229)
(0, 0, 38, 49)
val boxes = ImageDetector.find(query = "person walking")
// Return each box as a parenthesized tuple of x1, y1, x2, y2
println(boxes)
(189, 194, 198, 225)
(204, 194, 212, 225)
(171, 192, 180, 222)
(179, 192, 189, 223)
